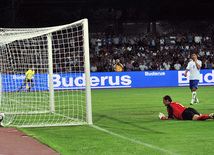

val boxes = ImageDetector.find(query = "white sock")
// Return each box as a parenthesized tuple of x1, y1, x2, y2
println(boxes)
(195, 93, 199, 101)
(192, 91, 196, 100)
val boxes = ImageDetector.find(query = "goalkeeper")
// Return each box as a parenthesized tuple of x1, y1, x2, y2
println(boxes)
(18, 68, 37, 92)
(159, 95, 214, 121)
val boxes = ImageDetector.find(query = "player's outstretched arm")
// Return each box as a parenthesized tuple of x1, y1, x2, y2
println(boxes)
(33, 75, 37, 81)
(159, 113, 167, 120)
(159, 113, 173, 120)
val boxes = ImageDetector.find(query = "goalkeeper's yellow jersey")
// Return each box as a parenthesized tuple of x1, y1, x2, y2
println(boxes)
(25, 69, 35, 79)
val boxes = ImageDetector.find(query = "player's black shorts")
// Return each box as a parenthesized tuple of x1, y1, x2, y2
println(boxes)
(182, 108, 200, 120)
(25, 78, 33, 83)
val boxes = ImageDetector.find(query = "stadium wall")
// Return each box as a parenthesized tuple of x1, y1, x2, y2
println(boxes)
(1, 69, 214, 91)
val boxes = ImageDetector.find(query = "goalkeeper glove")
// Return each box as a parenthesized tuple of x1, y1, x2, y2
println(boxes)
(159, 113, 166, 120)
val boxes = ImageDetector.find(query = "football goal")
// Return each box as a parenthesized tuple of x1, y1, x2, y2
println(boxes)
(0, 19, 92, 127)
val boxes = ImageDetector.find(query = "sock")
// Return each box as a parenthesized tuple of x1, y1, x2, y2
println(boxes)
(195, 94, 199, 101)
(197, 115, 210, 120)
(192, 91, 196, 100)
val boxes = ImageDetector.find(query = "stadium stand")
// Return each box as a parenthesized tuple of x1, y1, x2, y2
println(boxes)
(89, 32, 214, 72)
(0, 32, 213, 74)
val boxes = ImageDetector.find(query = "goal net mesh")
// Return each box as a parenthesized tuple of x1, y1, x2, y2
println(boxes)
(0, 19, 91, 127)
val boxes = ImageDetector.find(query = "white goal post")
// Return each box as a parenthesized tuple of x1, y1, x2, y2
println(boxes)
(0, 18, 92, 127)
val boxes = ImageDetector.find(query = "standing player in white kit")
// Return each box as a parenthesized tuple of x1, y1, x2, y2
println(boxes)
(184, 52, 202, 105)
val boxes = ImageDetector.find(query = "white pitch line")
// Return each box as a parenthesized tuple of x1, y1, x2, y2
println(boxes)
(91, 124, 178, 155)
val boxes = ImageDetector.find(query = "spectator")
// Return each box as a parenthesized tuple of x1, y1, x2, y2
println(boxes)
(108, 35, 113, 45)
(128, 35, 137, 45)
(125, 60, 133, 71)
(163, 61, 171, 70)
(206, 60, 212, 69)
(90, 35, 97, 46)
(139, 62, 148, 71)
(187, 33, 193, 44)
(176, 34, 182, 45)
(97, 38, 102, 47)
(114, 59, 123, 72)
(195, 35, 202, 44)
(104, 62, 112, 72)
(133, 61, 141, 71)
(160, 37, 165, 46)
(97, 62, 104, 72)
(159, 64, 165, 70)
(113, 35, 119, 46)
(101, 35, 108, 47)
(174, 61, 182, 70)
(127, 45, 132, 51)
(150, 61, 158, 70)
(118, 34, 123, 45)
(91, 63, 97, 72)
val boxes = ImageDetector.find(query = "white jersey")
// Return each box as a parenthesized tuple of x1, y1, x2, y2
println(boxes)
(186, 60, 202, 80)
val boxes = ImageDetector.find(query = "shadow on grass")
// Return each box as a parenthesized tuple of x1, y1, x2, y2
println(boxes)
(93, 113, 165, 134)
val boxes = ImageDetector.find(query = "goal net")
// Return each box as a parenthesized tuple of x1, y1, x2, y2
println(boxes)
(0, 19, 92, 127)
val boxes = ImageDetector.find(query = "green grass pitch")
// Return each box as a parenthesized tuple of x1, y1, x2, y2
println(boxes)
(20, 86, 214, 155)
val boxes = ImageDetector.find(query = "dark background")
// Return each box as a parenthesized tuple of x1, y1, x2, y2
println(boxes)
(1, 0, 214, 73)
(1, 0, 214, 34)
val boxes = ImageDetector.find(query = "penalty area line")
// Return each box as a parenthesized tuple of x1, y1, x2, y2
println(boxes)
(91, 124, 178, 155)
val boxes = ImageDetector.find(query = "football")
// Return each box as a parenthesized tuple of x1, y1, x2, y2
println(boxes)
(0, 113, 5, 121)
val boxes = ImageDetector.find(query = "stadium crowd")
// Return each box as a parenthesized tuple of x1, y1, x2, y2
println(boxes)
(89, 32, 214, 72)
(1, 31, 214, 74)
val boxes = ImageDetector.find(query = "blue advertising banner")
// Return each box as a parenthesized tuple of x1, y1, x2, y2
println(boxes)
(1, 69, 214, 92)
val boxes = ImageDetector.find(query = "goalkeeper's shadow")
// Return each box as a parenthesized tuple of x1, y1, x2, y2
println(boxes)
(93, 113, 165, 134)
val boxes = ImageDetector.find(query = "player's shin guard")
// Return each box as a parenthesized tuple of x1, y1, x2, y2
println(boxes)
(197, 115, 210, 120)
(190, 91, 196, 105)
(192, 91, 196, 99)
(193, 91, 199, 104)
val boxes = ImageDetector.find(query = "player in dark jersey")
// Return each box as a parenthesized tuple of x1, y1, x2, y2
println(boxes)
(159, 95, 214, 120)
